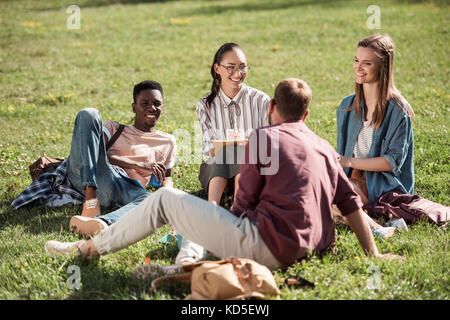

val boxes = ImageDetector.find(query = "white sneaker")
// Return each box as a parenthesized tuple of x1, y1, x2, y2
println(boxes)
(385, 218, 408, 231)
(175, 238, 207, 265)
(372, 227, 395, 239)
(70, 216, 108, 237)
(44, 240, 84, 256)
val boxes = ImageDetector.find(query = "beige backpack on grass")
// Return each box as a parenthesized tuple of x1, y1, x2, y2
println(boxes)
(150, 257, 280, 300)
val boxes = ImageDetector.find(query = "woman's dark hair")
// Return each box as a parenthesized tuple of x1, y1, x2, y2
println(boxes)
(206, 43, 243, 107)
(133, 80, 163, 103)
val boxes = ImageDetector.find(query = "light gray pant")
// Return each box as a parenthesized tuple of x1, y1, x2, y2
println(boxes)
(92, 188, 281, 270)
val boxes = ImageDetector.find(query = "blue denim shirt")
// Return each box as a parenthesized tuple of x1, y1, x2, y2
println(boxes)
(336, 94, 414, 204)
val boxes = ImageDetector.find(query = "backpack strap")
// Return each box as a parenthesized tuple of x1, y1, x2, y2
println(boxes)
(148, 260, 230, 293)
(106, 124, 125, 151)
(150, 272, 191, 292)
(284, 274, 315, 289)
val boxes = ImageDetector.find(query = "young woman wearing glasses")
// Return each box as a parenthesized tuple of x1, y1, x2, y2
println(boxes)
(196, 43, 270, 206)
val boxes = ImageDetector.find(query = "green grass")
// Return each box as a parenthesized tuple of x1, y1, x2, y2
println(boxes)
(0, 0, 449, 300)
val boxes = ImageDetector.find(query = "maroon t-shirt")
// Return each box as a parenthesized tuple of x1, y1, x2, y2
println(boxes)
(231, 120, 362, 267)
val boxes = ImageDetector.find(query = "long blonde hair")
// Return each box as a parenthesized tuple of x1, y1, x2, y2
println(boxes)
(350, 34, 414, 129)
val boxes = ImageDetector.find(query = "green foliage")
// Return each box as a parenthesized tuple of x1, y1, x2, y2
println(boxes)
(0, 0, 448, 300)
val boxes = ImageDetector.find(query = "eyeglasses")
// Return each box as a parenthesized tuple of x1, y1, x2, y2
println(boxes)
(219, 64, 250, 75)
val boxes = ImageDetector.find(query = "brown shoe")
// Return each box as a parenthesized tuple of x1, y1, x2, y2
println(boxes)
(70, 215, 108, 237)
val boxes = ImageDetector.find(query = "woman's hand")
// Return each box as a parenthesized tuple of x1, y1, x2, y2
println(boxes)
(338, 155, 352, 168)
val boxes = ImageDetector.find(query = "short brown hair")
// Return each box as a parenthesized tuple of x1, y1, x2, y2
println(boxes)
(273, 78, 312, 120)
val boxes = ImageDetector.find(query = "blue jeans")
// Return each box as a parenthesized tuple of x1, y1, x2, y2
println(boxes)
(66, 108, 150, 225)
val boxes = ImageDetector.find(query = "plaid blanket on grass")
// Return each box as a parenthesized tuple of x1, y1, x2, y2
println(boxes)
(11, 160, 83, 210)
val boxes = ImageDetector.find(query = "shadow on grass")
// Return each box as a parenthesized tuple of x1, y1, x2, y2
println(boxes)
(144, 239, 180, 263)
(180, 0, 349, 16)
(0, 203, 70, 233)
(189, 187, 236, 209)
(30, 0, 191, 11)
(31, 0, 348, 12)
(188, 188, 207, 200)
(66, 255, 190, 299)
(0, 188, 210, 236)
(0, 201, 117, 235)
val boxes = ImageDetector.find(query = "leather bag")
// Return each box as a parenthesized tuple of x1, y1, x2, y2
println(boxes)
(29, 124, 125, 181)
(150, 257, 280, 300)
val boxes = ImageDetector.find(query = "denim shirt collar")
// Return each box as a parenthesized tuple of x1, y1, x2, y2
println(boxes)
(337, 95, 415, 204)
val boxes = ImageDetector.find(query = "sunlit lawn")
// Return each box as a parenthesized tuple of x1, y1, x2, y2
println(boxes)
(0, 0, 448, 299)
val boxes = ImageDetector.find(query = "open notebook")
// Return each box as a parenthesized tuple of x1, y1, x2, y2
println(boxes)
(211, 139, 248, 152)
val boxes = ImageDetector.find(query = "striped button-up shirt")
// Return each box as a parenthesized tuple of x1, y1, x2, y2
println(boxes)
(196, 84, 270, 156)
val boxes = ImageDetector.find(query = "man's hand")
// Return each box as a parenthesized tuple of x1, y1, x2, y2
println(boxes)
(136, 162, 166, 182)
(151, 162, 166, 182)
(108, 154, 169, 184)
(345, 208, 406, 261)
